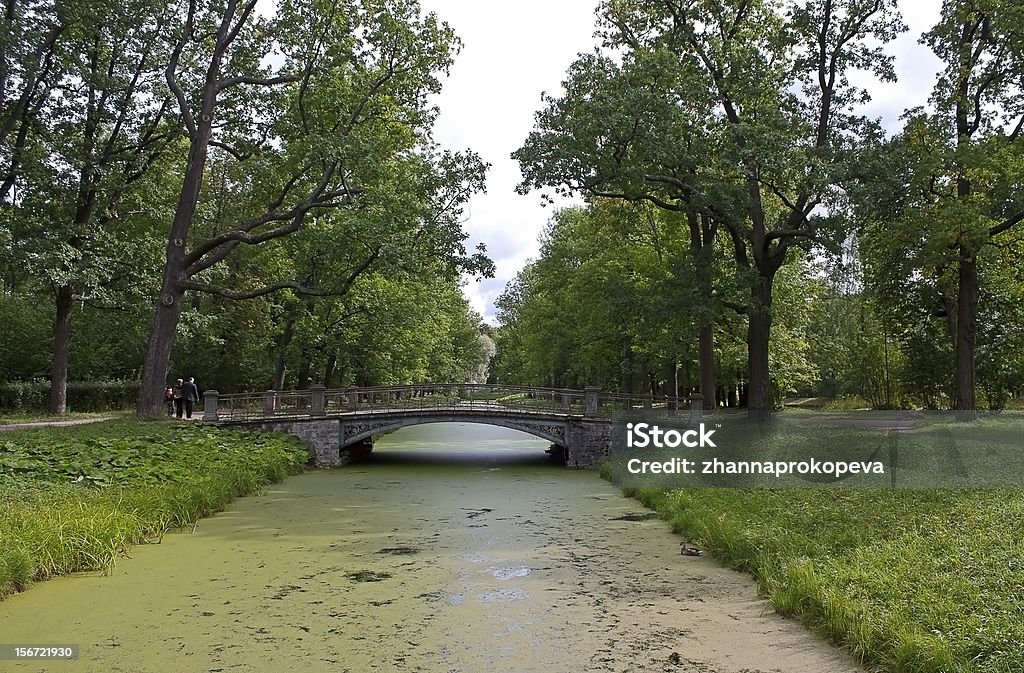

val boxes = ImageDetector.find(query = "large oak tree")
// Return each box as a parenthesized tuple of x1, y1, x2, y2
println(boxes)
(515, 0, 904, 413)
(137, 0, 489, 415)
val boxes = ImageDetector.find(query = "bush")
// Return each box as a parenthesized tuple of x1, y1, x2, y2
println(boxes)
(0, 380, 140, 412)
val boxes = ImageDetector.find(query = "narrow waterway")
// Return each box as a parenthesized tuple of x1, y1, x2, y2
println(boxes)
(1, 424, 861, 672)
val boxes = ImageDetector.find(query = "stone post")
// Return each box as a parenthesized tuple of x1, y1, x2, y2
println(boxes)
(643, 394, 653, 410)
(263, 390, 277, 416)
(690, 393, 703, 424)
(310, 384, 326, 416)
(561, 391, 572, 411)
(202, 390, 219, 421)
(585, 387, 600, 417)
(347, 387, 358, 411)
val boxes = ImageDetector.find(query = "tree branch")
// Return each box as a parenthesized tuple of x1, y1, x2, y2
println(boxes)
(209, 139, 253, 161)
(179, 279, 344, 300)
(222, 0, 257, 50)
(720, 299, 748, 315)
(0, 21, 64, 145)
(216, 72, 300, 92)
(183, 188, 363, 277)
(1008, 113, 1023, 144)
(989, 210, 1024, 238)
(765, 228, 815, 243)
(165, 0, 198, 137)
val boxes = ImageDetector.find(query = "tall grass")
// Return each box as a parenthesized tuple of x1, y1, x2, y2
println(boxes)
(0, 421, 308, 599)
(622, 486, 1024, 673)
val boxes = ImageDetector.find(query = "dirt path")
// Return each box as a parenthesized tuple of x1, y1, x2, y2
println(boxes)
(0, 438, 862, 672)
(0, 415, 209, 432)
(0, 416, 118, 432)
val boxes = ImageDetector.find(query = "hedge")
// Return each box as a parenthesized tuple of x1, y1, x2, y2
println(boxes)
(0, 380, 140, 412)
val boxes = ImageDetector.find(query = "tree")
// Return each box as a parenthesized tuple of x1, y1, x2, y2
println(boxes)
(494, 203, 719, 396)
(516, 0, 904, 413)
(0, 0, 66, 200)
(2, 0, 177, 412)
(137, 0, 489, 415)
(899, 0, 1023, 412)
(513, 51, 722, 406)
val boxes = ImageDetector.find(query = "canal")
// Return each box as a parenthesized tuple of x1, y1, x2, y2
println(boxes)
(0, 423, 861, 672)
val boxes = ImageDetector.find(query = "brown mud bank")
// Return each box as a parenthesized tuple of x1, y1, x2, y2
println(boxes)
(0, 425, 861, 672)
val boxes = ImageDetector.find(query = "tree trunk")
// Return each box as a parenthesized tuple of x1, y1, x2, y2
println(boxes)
(48, 285, 74, 414)
(621, 338, 635, 394)
(746, 277, 773, 416)
(136, 4, 233, 416)
(273, 317, 296, 389)
(954, 251, 978, 414)
(698, 323, 716, 411)
(138, 277, 187, 416)
(666, 358, 678, 409)
(689, 213, 717, 411)
(323, 349, 337, 387)
(136, 133, 213, 416)
(296, 350, 311, 391)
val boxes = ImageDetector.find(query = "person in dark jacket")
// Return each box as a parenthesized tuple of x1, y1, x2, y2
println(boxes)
(172, 379, 185, 418)
(182, 377, 200, 419)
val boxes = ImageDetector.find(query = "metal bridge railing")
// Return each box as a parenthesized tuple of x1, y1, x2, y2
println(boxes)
(204, 384, 699, 422)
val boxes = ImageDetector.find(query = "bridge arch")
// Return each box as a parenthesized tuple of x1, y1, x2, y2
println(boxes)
(340, 413, 568, 449)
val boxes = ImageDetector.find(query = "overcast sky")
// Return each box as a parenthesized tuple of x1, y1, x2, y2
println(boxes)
(417, 0, 945, 324)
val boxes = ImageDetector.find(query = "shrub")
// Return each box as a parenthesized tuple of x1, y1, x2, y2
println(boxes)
(0, 380, 141, 412)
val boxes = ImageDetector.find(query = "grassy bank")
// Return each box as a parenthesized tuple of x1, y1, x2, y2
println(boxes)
(0, 420, 308, 600)
(605, 478, 1024, 673)
(0, 410, 131, 425)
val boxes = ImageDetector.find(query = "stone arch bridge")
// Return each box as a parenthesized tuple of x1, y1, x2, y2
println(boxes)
(202, 384, 702, 468)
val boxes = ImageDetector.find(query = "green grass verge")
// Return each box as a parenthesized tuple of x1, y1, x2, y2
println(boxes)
(0, 420, 308, 600)
(610, 480, 1024, 673)
(0, 410, 132, 425)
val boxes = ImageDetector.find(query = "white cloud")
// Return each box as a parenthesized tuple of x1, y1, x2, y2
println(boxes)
(421, 0, 596, 322)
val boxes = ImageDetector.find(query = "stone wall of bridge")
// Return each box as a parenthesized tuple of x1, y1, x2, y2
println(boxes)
(565, 419, 613, 468)
(242, 414, 614, 469)
(256, 419, 345, 466)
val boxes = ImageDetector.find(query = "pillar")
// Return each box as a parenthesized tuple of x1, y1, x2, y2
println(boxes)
(690, 393, 703, 424)
(202, 390, 219, 421)
(585, 387, 600, 417)
(311, 384, 326, 416)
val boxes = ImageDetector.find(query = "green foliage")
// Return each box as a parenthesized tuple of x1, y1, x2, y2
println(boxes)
(326, 275, 490, 387)
(515, 0, 907, 411)
(2, 0, 495, 412)
(0, 294, 51, 380)
(0, 380, 140, 413)
(852, 0, 1024, 410)
(0, 421, 307, 599)
(494, 203, 717, 392)
(626, 485, 1024, 672)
